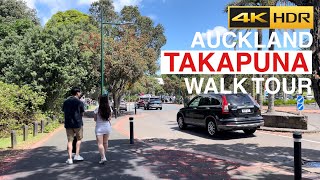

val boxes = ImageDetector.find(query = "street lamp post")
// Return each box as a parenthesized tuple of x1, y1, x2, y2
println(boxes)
(100, 10, 133, 95)
(100, 10, 104, 95)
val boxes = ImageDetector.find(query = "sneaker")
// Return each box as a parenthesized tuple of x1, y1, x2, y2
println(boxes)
(66, 159, 73, 165)
(99, 158, 107, 164)
(74, 155, 84, 161)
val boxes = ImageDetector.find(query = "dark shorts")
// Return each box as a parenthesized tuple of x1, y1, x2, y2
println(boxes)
(66, 127, 83, 142)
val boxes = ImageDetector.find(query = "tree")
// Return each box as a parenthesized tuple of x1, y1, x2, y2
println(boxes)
(0, 0, 39, 24)
(45, 10, 101, 94)
(45, 10, 95, 31)
(89, 0, 117, 23)
(89, 3, 166, 110)
(0, 0, 38, 77)
(287, 0, 320, 107)
(2, 25, 91, 111)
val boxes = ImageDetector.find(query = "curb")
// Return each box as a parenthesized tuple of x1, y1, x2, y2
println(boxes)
(258, 126, 320, 134)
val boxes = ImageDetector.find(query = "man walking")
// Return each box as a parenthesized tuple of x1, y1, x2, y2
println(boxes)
(62, 87, 85, 164)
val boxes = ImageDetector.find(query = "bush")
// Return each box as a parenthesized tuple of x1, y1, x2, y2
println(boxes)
(263, 98, 316, 106)
(0, 82, 45, 137)
(123, 95, 139, 102)
(44, 120, 60, 133)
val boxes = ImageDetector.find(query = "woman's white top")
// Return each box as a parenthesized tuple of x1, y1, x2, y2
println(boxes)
(94, 106, 112, 135)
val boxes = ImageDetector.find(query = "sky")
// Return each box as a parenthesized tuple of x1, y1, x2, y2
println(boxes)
(25, 0, 309, 51)
(24, 0, 233, 51)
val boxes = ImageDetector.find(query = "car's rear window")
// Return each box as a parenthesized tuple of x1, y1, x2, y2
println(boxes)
(150, 98, 161, 102)
(225, 94, 253, 105)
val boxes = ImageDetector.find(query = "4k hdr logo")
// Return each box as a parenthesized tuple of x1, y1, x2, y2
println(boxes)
(228, 6, 313, 29)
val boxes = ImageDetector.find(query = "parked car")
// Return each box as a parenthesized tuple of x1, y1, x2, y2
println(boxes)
(120, 100, 127, 111)
(136, 96, 150, 108)
(145, 97, 162, 110)
(176, 93, 264, 136)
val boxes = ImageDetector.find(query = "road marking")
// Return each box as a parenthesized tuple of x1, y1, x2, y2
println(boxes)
(258, 131, 320, 144)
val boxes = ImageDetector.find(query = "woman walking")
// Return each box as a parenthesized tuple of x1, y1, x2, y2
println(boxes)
(94, 94, 112, 164)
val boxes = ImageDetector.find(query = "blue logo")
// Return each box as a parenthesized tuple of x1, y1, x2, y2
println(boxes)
(297, 103, 304, 111)
(296, 95, 304, 111)
(297, 95, 304, 104)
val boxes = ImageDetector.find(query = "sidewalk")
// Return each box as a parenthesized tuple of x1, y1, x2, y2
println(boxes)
(261, 105, 320, 133)
(1, 116, 320, 180)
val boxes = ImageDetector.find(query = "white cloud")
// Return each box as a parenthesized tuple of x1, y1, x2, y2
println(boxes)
(25, 0, 73, 25)
(113, 0, 143, 12)
(24, 0, 36, 9)
(78, 0, 98, 6)
(77, 0, 143, 12)
(26, 0, 147, 26)
(42, 16, 49, 25)
(147, 14, 157, 20)
(201, 26, 228, 39)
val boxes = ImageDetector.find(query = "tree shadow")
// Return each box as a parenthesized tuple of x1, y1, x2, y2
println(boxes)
(2, 138, 318, 179)
(1, 139, 149, 180)
(140, 137, 320, 179)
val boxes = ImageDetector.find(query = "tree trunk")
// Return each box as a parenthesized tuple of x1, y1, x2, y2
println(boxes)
(267, 29, 275, 113)
(311, 2, 320, 107)
(251, 74, 255, 98)
(289, 0, 320, 108)
(112, 93, 117, 113)
(256, 29, 264, 108)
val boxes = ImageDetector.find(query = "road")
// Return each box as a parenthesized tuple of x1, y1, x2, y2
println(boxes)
(117, 104, 320, 173)
(2, 103, 320, 179)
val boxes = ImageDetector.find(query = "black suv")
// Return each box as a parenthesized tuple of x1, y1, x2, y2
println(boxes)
(177, 93, 264, 136)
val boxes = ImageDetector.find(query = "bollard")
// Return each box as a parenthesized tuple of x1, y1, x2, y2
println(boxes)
(46, 117, 51, 126)
(40, 120, 45, 133)
(114, 108, 118, 119)
(11, 130, 17, 148)
(129, 117, 134, 144)
(23, 125, 28, 141)
(135, 105, 137, 115)
(293, 132, 302, 180)
(33, 121, 38, 137)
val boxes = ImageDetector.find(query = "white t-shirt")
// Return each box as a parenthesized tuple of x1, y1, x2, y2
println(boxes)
(94, 106, 112, 135)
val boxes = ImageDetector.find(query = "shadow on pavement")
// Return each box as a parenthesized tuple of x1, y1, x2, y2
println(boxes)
(141, 137, 319, 179)
(2, 139, 148, 180)
(2, 138, 317, 179)
(170, 126, 257, 140)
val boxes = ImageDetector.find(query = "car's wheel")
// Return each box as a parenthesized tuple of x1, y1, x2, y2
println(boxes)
(207, 120, 217, 136)
(160, 107, 162, 110)
(177, 116, 186, 130)
(144, 107, 146, 110)
(243, 128, 256, 135)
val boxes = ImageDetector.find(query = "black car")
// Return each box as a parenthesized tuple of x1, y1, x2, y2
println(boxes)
(145, 97, 162, 110)
(176, 93, 264, 136)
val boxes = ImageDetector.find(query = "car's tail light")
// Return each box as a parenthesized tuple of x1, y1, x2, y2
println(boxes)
(222, 95, 229, 114)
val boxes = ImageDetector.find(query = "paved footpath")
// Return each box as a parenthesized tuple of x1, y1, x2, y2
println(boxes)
(1, 114, 320, 180)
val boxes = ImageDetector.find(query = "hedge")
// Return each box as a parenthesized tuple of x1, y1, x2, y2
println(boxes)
(0, 82, 45, 137)
(263, 99, 316, 106)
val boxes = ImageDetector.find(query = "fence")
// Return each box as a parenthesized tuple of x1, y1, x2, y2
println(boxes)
(1, 116, 61, 149)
